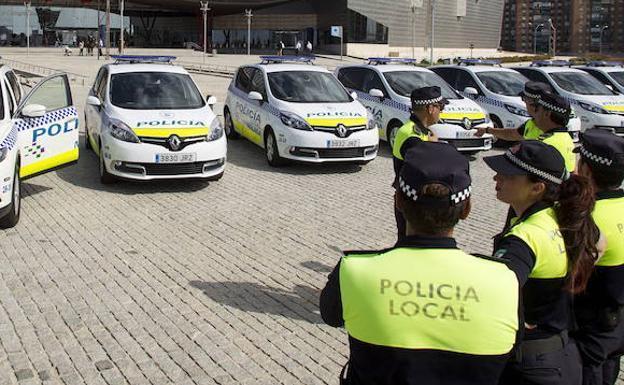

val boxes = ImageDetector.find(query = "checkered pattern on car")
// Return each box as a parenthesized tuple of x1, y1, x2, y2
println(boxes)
(0, 126, 18, 151)
(13, 106, 77, 133)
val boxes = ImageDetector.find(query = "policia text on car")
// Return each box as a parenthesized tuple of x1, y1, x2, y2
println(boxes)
(320, 141, 520, 385)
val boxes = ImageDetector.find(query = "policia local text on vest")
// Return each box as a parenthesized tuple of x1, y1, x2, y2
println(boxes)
(320, 142, 520, 385)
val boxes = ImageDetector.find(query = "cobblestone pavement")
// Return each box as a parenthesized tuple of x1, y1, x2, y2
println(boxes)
(0, 49, 623, 385)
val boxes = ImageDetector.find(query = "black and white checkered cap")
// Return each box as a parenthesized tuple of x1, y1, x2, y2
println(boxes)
(575, 129, 624, 169)
(398, 142, 472, 206)
(411, 86, 449, 107)
(519, 81, 552, 100)
(536, 92, 571, 116)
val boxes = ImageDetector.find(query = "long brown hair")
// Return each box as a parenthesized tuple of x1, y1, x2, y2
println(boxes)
(530, 174, 599, 293)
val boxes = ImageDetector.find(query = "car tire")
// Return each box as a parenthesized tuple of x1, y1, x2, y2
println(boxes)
(99, 143, 116, 184)
(387, 120, 402, 149)
(0, 161, 21, 229)
(265, 129, 286, 167)
(224, 108, 239, 139)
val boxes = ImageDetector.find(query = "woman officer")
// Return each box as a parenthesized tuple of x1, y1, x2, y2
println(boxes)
(484, 140, 600, 385)
(573, 129, 624, 385)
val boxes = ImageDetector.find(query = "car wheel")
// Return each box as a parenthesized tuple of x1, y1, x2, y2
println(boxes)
(0, 161, 21, 229)
(99, 143, 116, 184)
(265, 129, 286, 167)
(224, 108, 239, 139)
(387, 121, 402, 149)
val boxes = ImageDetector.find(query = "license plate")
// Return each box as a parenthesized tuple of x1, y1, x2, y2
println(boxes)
(327, 139, 360, 148)
(456, 130, 476, 139)
(155, 153, 197, 163)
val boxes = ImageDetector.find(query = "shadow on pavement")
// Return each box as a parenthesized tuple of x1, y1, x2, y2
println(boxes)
(189, 280, 323, 324)
(226, 139, 366, 175)
(55, 135, 213, 195)
(21, 182, 53, 199)
(300, 260, 333, 274)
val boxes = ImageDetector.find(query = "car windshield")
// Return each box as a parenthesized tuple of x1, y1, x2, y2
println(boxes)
(267, 71, 352, 103)
(549, 72, 614, 95)
(476, 71, 528, 96)
(609, 71, 624, 88)
(110, 72, 205, 109)
(383, 71, 460, 99)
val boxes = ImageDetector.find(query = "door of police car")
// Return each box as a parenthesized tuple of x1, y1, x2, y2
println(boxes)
(13, 73, 79, 178)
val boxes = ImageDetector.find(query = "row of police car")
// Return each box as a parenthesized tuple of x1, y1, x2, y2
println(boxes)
(1, 55, 624, 228)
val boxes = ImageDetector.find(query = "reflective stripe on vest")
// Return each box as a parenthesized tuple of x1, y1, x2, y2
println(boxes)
(506, 208, 568, 279)
(539, 132, 576, 172)
(594, 197, 624, 267)
(339, 248, 519, 355)
(392, 121, 429, 160)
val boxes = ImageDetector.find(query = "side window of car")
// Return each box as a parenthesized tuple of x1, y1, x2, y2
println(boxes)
(337, 68, 368, 91)
(4, 80, 15, 116)
(93, 67, 105, 94)
(96, 69, 108, 101)
(431, 68, 458, 89)
(585, 69, 612, 87)
(516, 69, 550, 85)
(361, 69, 387, 95)
(456, 70, 481, 94)
(250, 69, 267, 99)
(235, 67, 253, 93)
(6, 71, 21, 104)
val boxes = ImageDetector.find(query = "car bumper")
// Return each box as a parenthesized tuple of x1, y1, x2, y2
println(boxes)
(430, 123, 494, 152)
(276, 128, 379, 163)
(581, 113, 624, 135)
(102, 135, 227, 180)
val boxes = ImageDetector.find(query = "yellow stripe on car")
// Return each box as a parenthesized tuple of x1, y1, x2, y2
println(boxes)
(440, 112, 486, 120)
(233, 118, 263, 146)
(305, 117, 367, 127)
(21, 148, 79, 178)
(132, 127, 209, 138)
(603, 105, 624, 113)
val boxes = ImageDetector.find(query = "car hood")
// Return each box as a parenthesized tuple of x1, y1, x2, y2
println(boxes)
(282, 101, 368, 127)
(575, 95, 624, 113)
(109, 107, 216, 138)
(395, 95, 486, 120)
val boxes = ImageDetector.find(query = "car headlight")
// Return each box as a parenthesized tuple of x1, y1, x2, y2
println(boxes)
(0, 147, 8, 163)
(207, 117, 224, 141)
(505, 104, 531, 117)
(280, 112, 312, 131)
(109, 119, 140, 143)
(579, 102, 610, 115)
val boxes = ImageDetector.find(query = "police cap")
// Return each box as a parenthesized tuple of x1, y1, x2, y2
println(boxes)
(398, 142, 471, 206)
(519, 81, 552, 99)
(484, 140, 568, 185)
(410, 86, 449, 108)
(574, 129, 624, 169)
(536, 92, 571, 119)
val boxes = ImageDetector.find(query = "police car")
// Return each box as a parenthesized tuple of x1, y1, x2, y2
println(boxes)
(84, 55, 226, 183)
(224, 56, 378, 166)
(335, 58, 493, 153)
(0, 65, 79, 228)
(432, 59, 581, 141)
(577, 61, 624, 94)
(513, 61, 624, 135)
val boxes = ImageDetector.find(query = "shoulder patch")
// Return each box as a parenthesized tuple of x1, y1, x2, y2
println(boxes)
(472, 252, 510, 263)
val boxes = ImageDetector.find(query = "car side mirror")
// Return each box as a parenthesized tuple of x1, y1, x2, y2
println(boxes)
(369, 88, 384, 98)
(87, 95, 102, 107)
(21, 104, 47, 118)
(206, 95, 217, 107)
(464, 87, 479, 96)
(248, 91, 263, 102)
(350, 91, 358, 100)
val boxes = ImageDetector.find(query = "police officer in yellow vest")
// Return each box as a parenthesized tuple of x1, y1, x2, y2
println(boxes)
(392, 86, 445, 242)
(320, 142, 520, 385)
(485, 141, 600, 385)
(476, 82, 576, 173)
(572, 129, 624, 385)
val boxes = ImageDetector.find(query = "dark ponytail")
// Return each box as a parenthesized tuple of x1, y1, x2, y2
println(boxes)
(531, 174, 600, 293)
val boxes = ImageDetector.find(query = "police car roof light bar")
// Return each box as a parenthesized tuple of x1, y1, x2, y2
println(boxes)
(530, 60, 571, 67)
(259, 55, 316, 64)
(111, 55, 177, 64)
(367, 57, 417, 65)
(457, 58, 501, 66)
(587, 61, 623, 67)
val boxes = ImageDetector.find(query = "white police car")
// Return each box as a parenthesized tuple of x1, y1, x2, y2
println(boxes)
(578, 61, 624, 94)
(224, 56, 378, 166)
(0, 66, 79, 228)
(432, 59, 581, 141)
(84, 55, 226, 183)
(335, 58, 493, 153)
(514, 61, 624, 135)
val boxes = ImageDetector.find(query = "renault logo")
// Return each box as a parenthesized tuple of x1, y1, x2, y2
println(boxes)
(462, 117, 472, 130)
(336, 124, 348, 138)
(168, 135, 182, 151)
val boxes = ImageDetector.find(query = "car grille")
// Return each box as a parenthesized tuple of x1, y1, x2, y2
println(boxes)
(142, 162, 206, 176)
(139, 135, 205, 151)
(446, 138, 489, 148)
(442, 118, 486, 129)
(312, 125, 367, 138)
(316, 148, 365, 158)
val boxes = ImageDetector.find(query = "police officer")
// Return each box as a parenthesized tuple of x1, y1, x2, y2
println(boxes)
(484, 141, 600, 385)
(476, 83, 576, 172)
(320, 142, 520, 385)
(572, 129, 624, 385)
(392, 86, 446, 241)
